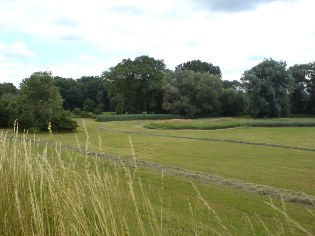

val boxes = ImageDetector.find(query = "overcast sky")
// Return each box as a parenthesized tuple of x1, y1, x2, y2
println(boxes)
(0, 0, 314, 86)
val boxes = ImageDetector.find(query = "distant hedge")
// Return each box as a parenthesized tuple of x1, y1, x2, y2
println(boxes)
(145, 120, 315, 130)
(145, 122, 241, 130)
(245, 120, 315, 127)
(96, 114, 186, 122)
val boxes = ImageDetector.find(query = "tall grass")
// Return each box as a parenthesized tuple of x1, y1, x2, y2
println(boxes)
(0, 128, 163, 235)
(1, 127, 226, 235)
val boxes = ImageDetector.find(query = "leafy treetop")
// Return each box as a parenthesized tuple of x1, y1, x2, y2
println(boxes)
(175, 60, 222, 77)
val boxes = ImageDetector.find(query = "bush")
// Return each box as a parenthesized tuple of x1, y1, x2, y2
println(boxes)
(93, 107, 103, 115)
(72, 108, 82, 116)
(83, 98, 95, 112)
(51, 112, 78, 131)
(81, 111, 96, 118)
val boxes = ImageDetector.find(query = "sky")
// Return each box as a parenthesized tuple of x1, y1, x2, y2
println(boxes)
(0, 0, 314, 87)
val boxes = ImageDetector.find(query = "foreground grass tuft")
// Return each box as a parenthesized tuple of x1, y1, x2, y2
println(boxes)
(0, 130, 163, 235)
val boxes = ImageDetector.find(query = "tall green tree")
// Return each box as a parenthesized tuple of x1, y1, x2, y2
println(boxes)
(77, 76, 109, 112)
(305, 62, 315, 114)
(103, 55, 167, 114)
(222, 80, 242, 90)
(0, 94, 18, 127)
(220, 79, 245, 115)
(0, 82, 18, 97)
(103, 58, 137, 114)
(241, 59, 293, 118)
(54, 77, 83, 111)
(220, 89, 245, 116)
(17, 71, 77, 131)
(288, 64, 309, 114)
(175, 60, 222, 77)
(163, 70, 222, 116)
(83, 98, 95, 112)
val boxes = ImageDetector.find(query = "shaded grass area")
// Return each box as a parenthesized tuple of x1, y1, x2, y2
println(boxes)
(1, 130, 315, 235)
(145, 117, 315, 130)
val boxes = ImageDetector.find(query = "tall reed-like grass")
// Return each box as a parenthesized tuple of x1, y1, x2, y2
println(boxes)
(0, 128, 163, 235)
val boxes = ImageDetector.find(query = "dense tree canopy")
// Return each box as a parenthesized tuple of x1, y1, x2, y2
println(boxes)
(1, 56, 314, 125)
(241, 59, 293, 118)
(17, 72, 77, 131)
(0, 83, 18, 96)
(163, 70, 222, 116)
(307, 62, 315, 114)
(220, 88, 244, 116)
(288, 64, 310, 114)
(0, 94, 18, 127)
(175, 60, 222, 77)
(0, 83, 18, 127)
(103, 55, 167, 114)
(77, 76, 109, 112)
(54, 77, 83, 111)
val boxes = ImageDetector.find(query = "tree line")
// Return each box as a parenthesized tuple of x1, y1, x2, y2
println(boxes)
(0, 56, 314, 131)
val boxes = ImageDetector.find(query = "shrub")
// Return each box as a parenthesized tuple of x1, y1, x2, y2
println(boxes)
(51, 111, 78, 131)
(93, 107, 103, 115)
(72, 107, 82, 116)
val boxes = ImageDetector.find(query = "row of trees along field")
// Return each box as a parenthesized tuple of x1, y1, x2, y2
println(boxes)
(0, 56, 315, 131)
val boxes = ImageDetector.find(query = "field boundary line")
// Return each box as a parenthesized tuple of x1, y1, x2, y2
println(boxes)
(99, 127, 315, 152)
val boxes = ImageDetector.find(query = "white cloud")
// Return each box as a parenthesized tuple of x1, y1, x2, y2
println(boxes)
(0, 41, 35, 59)
(0, 62, 39, 87)
(79, 54, 96, 62)
(0, 0, 315, 84)
(49, 62, 105, 79)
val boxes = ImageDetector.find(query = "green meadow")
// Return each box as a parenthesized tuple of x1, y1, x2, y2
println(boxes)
(1, 117, 315, 235)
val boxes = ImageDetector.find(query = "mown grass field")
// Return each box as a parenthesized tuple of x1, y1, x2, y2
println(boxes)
(38, 118, 315, 195)
(2, 117, 315, 235)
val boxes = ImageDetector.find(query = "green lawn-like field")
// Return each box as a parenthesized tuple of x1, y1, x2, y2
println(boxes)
(23, 117, 315, 234)
(37, 118, 315, 195)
